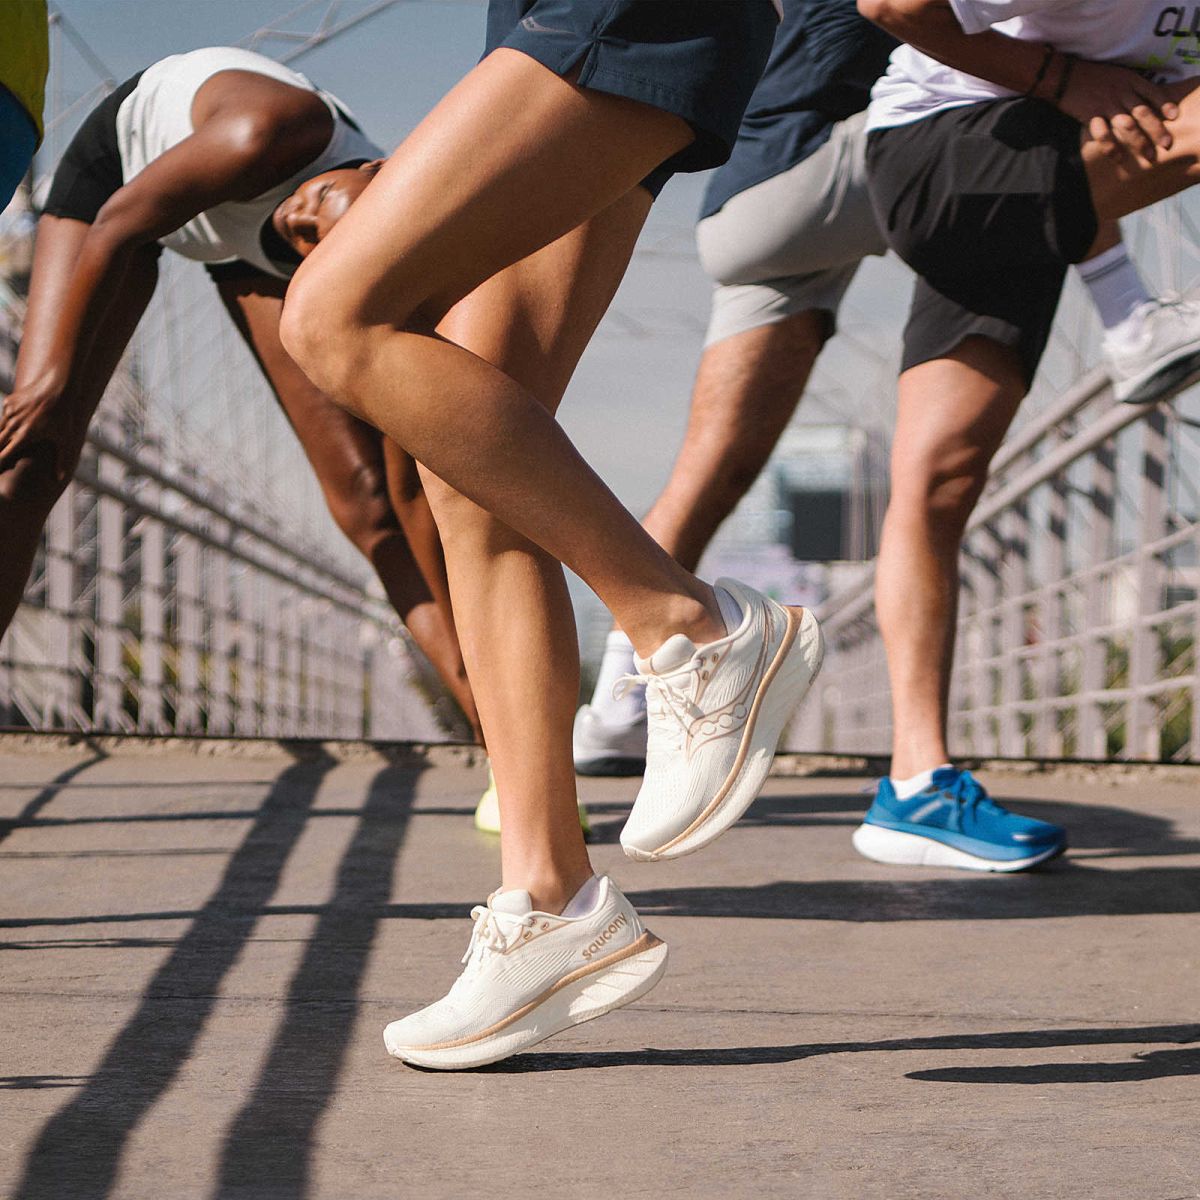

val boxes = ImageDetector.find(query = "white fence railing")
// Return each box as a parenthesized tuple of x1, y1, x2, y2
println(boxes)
(0, 396, 450, 741)
(801, 368, 1200, 763)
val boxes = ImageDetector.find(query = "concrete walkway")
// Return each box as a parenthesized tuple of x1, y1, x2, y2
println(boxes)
(1, 738, 1197, 1199)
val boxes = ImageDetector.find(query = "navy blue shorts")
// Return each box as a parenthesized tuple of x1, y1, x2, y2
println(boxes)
(484, 0, 779, 199)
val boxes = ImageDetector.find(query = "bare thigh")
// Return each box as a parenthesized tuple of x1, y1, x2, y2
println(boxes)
(291, 48, 692, 335)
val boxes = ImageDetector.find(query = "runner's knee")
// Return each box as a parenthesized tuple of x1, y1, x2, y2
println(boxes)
(325, 462, 401, 551)
(892, 440, 993, 533)
(280, 268, 380, 402)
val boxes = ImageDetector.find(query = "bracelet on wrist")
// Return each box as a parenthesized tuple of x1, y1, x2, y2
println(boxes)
(1026, 43, 1055, 97)
(1053, 52, 1078, 103)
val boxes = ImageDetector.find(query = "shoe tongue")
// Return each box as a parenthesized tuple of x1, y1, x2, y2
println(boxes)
(637, 633, 697, 675)
(491, 889, 533, 916)
(930, 766, 962, 789)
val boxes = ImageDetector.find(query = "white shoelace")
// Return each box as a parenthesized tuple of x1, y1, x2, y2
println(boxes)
(615, 663, 701, 752)
(460, 903, 534, 968)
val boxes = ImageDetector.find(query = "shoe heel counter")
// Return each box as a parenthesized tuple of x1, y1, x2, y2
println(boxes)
(600, 877, 645, 941)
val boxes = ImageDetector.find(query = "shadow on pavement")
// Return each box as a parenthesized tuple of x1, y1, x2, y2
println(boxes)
(11, 751, 343, 1200)
(907, 1046, 1200, 1084)
(0, 743, 108, 846)
(474, 1022, 1200, 1076)
(587, 787, 1200, 858)
(214, 763, 418, 1200)
(7, 851, 1199, 930)
(625, 860, 1200, 921)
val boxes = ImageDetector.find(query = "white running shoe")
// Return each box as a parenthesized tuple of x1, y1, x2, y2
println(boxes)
(1105, 297, 1200, 404)
(383, 876, 666, 1070)
(619, 578, 824, 862)
(572, 704, 647, 777)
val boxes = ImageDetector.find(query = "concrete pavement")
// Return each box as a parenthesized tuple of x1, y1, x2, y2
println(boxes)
(1, 736, 1197, 1199)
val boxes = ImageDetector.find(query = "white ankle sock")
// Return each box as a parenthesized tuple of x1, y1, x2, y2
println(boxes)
(891, 763, 952, 800)
(715, 586, 743, 635)
(588, 630, 643, 725)
(1076, 244, 1151, 331)
(562, 874, 602, 918)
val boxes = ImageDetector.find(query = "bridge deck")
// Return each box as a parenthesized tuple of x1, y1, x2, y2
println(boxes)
(1, 740, 1197, 1199)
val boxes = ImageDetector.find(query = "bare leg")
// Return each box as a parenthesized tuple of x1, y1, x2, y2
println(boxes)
(877, 337, 1026, 780)
(281, 49, 725, 657)
(876, 78, 1200, 779)
(215, 276, 482, 742)
(0, 218, 158, 636)
(643, 312, 830, 571)
(421, 190, 652, 912)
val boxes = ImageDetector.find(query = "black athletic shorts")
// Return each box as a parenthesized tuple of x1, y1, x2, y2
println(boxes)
(41, 70, 264, 283)
(484, 0, 779, 200)
(866, 97, 1098, 385)
(43, 72, 144, 224)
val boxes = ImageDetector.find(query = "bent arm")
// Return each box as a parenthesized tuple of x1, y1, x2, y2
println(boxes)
(859, 0, 1178, 155)
(17, 81, 331, 406)
(858, 0, 1052, 94)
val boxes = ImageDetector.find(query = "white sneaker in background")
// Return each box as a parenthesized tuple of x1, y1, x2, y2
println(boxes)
(572, 704, 647, 776)
(382, 876, 666, 1070)
(1105, 297, 1200, 404)
(619, 578, 824, 862)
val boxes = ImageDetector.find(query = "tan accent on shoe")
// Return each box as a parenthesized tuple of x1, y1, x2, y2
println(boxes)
(406, 931, 664, 1052)
(648, 605, 806, 858)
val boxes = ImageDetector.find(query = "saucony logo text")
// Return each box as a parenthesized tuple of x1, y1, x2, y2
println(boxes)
(582, 914, 627, 959)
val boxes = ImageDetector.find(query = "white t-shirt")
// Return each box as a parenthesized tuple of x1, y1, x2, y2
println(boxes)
(866, 0, 1200, 132)
(116, 47, 382, 277)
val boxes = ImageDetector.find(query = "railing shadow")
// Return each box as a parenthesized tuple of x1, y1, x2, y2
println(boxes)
(11, 749, 339, 1200)
(213, 763, 418, 1200)
(0, 742, 109, 846)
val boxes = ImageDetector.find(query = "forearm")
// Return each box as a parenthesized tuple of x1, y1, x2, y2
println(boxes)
(16, 226, 138, 398)
(860, 0, 1059, 98)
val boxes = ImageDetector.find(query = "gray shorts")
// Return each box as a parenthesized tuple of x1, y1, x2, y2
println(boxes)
(697, 110, 887, 347)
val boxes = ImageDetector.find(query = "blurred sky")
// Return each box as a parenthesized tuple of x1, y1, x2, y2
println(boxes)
(44, 0, 913, 525)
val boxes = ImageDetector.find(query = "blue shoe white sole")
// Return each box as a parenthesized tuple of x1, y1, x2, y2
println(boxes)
(852, 822, 1066, 873)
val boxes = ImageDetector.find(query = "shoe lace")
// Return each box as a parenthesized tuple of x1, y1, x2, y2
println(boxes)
(614, 662, 700, 752)
(946, 770, 996, 819)
(460, 902, 534, 968)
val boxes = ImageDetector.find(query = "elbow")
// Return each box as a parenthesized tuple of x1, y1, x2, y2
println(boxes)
(89, 199, 154, 259)
(858, 0, 932, 35)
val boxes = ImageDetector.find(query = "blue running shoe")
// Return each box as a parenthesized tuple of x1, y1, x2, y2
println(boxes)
(852, 767, 1066, 872)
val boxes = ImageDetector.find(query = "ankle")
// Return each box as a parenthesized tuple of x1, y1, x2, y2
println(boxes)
(631, 585, 724, 657)
(889, 753, 951, 783)
(502, 862, 594, 916)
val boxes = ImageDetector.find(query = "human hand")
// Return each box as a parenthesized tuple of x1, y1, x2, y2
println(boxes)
(1057, 59, 1180, 164)
(0, 384, 79, 479)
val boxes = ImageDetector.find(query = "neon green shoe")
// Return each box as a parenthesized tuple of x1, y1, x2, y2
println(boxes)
(473, 766, 590, 836)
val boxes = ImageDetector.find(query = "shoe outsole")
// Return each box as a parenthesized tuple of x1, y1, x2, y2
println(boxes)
(622, 606, 825, 863)
(384, 932, 668, 1070)
(851, 822, 1066, 873)
(1115, 342, 1200, 404)
(573, 755, 647, 778)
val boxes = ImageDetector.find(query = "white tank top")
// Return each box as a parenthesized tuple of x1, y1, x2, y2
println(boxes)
(116, 47, 382, 278)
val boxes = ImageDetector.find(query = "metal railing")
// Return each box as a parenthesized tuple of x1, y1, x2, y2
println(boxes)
(0, 305, 447, 741)
(801, 368, 1200, 763)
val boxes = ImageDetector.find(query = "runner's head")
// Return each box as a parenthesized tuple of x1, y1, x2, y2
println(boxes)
(267, 158, 384, 263)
